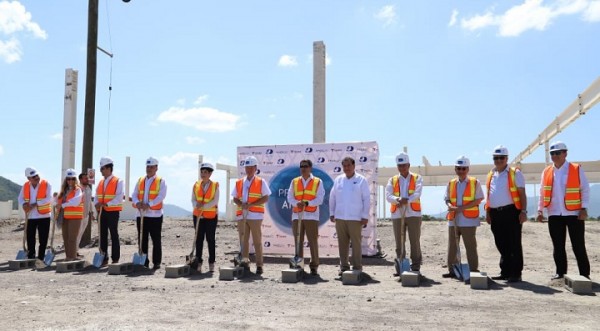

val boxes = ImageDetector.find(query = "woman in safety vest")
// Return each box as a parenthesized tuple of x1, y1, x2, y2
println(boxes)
(56, 169, 83, 261)
(191, 162, 220, 273)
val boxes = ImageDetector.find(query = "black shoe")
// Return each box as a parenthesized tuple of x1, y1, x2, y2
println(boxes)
(310, 268, 318, 276)
(256, 267, 263, 275)
(507, 276, 522, 283)
(338, 267, 350, 276)
(551, 274, 564, 280)
(153, 264, 161, 270)
(112, 259, 119, 264)
(491, 275, 508, 280)
(442, 272, 456, 278)
(101, 259, 109, 267)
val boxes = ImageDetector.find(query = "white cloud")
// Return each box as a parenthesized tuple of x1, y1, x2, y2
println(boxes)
(374, 5, 397, 27)
(157, 106, 241, 132)
(0, 0, 47, 63)
(460, 0, 600, 37)
(449, 9, 459, 27)
(0, 144, 4, 155)
(185, 136, 206, 145)
(50, 133, 62, 140)
(193, 95, 209, 105)
(268, 114, 276, 119)
(278, 55, 298, 67)
(160, 151, 199, 167)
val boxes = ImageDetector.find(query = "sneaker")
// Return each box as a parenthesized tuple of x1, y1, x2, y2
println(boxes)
(209, 263, 215, 273)
(256, 266, 264, 275)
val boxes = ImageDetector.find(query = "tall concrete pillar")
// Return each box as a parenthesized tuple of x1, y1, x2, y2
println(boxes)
(313, 41, 326, 143)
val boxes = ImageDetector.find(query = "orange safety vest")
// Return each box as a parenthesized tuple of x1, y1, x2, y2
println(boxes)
(235, 177, 265, 216)
(133, 176, 163, 211)
(292, 176, 321, 213)
(23, 179, 51, 215)
(542, 163, 582, 211)
(96, 176, 123, 212)
(447, 177, 480, 220)
(390, 174, 422, 212)
(193, 180, 219, 218)
(485, 167, 522, 210)
(63, 187, 84, 219)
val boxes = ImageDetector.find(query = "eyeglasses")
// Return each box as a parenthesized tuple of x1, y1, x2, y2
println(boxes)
(455, 167, 468, 171)
(550, 150, 563, 156)
(493, 156, 506, 161)
(300, 165, 310, 168)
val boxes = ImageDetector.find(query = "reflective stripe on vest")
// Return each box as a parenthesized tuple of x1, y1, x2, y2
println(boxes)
(23, 179, 51, 215)
(390, 174, 421, 212)
(485, 167, 522, 210)
(63, 187, 84, 219)
(292, 176, 320, 213)
(193, 180, 218, 218)
(235, 177, 265, 216)
(135, 176, 163, 211)
(542, 163, 582, 211)
(96, 176, 123, 212)
(447, 177, 479, 220)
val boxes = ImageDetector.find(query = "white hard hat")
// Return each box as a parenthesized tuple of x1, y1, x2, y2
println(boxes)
(64, 168, 77, 178)
(492, 145, 509, 156)
(549, 141, 568, 152)
(243, 156, 258, 167)
(396, 152, 410, 165)
(146, 157, 159, 166)
(25, 167, 38, 178)
(455, 156, 470, 167)
(200, 162, 214, 171)
(99, 156, 114, 167)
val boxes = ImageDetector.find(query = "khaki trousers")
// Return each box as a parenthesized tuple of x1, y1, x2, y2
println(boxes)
(392, 216, 422, 270)
(447, 226, 478, 272)
(335, 219, 363, 270)
(62, 219, 81, 260)
(292, 218, 319, 269)
(238, 219, 263, 267)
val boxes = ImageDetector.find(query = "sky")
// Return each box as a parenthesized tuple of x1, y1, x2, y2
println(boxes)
(1, 0, 600, 216)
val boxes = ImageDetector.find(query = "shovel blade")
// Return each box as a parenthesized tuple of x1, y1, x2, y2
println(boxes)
(133, 252, 147, 266)
(461, 264, 470, 282)
(289, 256, 304, 269)
(16, 250, 27, 260)
(452, 263, 464, 280)
(93, 252, 105, 268)
(43, 249, 55, 266)
(395, 257, 411, 275)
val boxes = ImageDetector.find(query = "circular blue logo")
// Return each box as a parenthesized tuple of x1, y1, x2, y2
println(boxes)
(267, 167, 333, 235)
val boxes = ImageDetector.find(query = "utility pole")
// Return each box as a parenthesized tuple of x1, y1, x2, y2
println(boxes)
(80, 0, 98, 247)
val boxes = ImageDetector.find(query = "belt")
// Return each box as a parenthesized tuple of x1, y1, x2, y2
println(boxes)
(489, 204, 515, 211)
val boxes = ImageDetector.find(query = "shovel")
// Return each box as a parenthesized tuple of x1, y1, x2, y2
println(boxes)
(92, 209, 105, 268)
(16, 212, 30, 260)
(451, 215, 470, 282)
(289, 211, 304, 268)
(394, 206, 411, 277)
(132, 211, 148, 266)
(186, 207, 203, 267)
(43, 208, 59, 266)
(234, 210, 248, 267)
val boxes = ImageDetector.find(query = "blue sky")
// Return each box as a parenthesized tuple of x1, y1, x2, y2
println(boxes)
(1, 0, 599, 215)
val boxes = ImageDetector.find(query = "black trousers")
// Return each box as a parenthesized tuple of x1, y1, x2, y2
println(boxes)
(136, 215, 163, 266)
(100, 210, 120, 262)
(26, 217, 50, 259)
(548, 215, 590, 277)
(489, 204, 523, 278)
(193, 216, 217, 264)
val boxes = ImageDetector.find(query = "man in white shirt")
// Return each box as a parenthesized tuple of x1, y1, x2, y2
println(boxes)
(95, 157, 125, 265)
(286, 159, 326, 276)
(385, 152, 423, 273)
(132, 157, 167, 269)
(329, 157, 371, 275)
(536, 141, 590, 280)
(18, 167, 52, 260)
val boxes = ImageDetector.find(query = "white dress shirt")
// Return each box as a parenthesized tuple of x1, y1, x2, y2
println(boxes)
(537, 161, 590, 216)
(329, 172, 371, 221)
(385, 172, 423, 218)
(190, 180, 220, 218)
(18, 180, 53, 219)
(61, 187, 83, 208)
(131, 175, 167, 218)
(286, 174, 326, 221)
(487, 167, 525, 208)
(231, 176, 272, 220)
(443, 178, 484, 227)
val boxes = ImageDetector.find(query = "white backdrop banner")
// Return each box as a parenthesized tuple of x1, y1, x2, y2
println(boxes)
(236, 141, 379, 256)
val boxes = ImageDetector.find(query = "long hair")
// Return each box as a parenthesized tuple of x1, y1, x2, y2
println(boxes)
(58, 177, 80, 201)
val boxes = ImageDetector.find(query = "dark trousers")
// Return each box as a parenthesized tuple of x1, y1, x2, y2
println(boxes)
(136, 216, 163, 266)
(489, 204, 523, 278)
(100, 210, 120, 262)
(548, 216, 590, 277)
(193, 216, 217, 264)
(26, 217, 50, 259)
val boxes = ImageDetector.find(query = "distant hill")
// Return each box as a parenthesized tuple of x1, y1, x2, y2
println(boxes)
(0, 176, 21, 209)
(163, 204, 193, 218)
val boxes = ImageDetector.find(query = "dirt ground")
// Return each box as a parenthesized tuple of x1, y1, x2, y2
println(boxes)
(0, 217, 598, 331)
